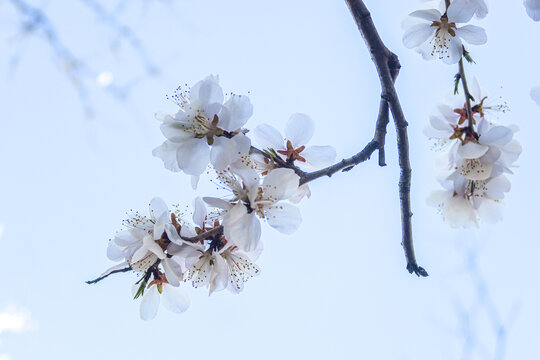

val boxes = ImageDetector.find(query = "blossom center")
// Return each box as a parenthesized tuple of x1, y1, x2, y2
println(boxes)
(277, 140, 306, 163)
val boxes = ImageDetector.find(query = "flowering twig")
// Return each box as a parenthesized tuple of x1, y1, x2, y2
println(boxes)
(345, 0, 428, 277)
(86, 266, 132, 284)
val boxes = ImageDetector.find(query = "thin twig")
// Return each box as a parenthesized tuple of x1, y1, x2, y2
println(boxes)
(86, 266, 132, 284)
(458, 58, 475, 130)
(299, 140, 379, 185)
(345, 0, 427, 276)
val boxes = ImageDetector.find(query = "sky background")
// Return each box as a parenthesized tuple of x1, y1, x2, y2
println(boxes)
(1, 0, 539, 359)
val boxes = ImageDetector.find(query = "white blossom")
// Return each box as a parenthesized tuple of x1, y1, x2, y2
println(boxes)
(153, 75, 253, 176)
(186, 244, 261, 295)
(403, 2, 487, 64)
(253, 113, 337, 170)
(427, 174, 510, 227)
(105, 197, 172, 272)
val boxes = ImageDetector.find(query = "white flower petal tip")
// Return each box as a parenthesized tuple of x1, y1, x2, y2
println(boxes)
(139, 286, 160, 321)
(458, 142, 489, 159)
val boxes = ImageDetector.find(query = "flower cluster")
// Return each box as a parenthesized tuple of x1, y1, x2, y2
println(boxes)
(99, 75, 336, 320)
(424, 80, 521, 227)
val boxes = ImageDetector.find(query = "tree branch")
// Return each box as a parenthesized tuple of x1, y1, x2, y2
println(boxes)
(299, 140, 379, 185)
(180, 225, 224, 243)
(345, 0, 428, 277)
(86, 266, 131, 284)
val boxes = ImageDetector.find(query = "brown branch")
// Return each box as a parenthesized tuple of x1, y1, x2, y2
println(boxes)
(345, 0, 427, 277)
(299, 140, 379, 185)
(180, 225, 224, 243)
(458, 58, 475, 130)
(86, 266, 132, 284)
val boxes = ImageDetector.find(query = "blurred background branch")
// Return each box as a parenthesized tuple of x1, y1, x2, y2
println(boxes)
(4, 0, 163, 117)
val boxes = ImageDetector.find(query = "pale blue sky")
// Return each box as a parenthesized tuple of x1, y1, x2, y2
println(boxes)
(1, 1, 539, 359)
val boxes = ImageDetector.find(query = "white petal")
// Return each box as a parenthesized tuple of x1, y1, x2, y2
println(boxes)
(402, 23, 434, 49)
(481, 146, 501, 164)
(288, 183, 312, 204)
(235, 167, 260, 190)
(447, 0, 476, 23)
(191, 76, 224, 109)
(477, 199, 503, 223)
(474, 0, 488, 18)
(191, 175, 200, 190)
(443, 35, 463, 65)
(203, 197, 233, 210)
(302, 146, 337, 169)
(461, 159, 493, 180)
(408, 9, 441, 21)
(130, 252, 158, 273)
(456, 25, 487, 45)
(458, 142, 489, 159)
(152, 141, 181, 172)
(438, 104, 458, 121)
(210, 137, 237, 170)
(480, 126, 513, 146)
(209, 254, 229, 295)
(262, 168, 300, 201)
(140, 286, 160, 321)
(107, 240, 125, 261)
(161, 284, 190, 313)
(223, 204, 261, 251)
(530, 86, 540, 106)
(114, 229, 144, 247)
(285, 113, 314, 148)
(143, 235, 166, 259)
(165, 224, 183, 245)
(232, 133, 251, 155)
(163, 258, 183, 287)
(160, 123, 193, 143)
(426, 190, 452, 206)
(193, 197, 207, 228)
(430, 115, 452, 131)
(176, 138, 210, 176)
(131, 246, 151, 264)
(220, 94, 253, 131)
(252, 124, 284, 150)
(442, 196, 477, 228)
(486, 176, 511, 200)
(149, 197, 169, 232)
(155, 111, 176, 123)
(179, 225, 198, 239)
(423, 127, 451, 139)
(266, 202, 302, 234)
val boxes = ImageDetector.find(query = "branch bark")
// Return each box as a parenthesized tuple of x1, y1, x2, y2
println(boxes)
(345, 0, 428, 277)
(458, 58, 475, 130)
